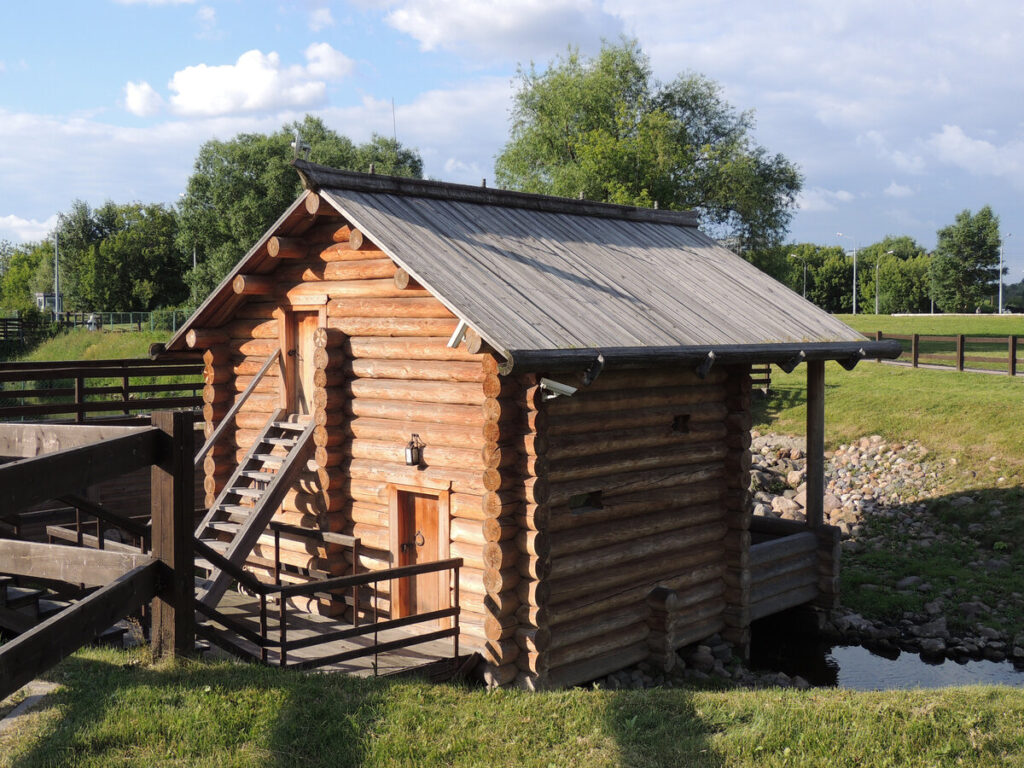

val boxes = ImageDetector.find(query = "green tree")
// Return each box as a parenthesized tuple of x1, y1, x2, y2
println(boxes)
(857, 236, 928, 314)
(54, 201, 187, 310)
(807, 249, 852, 313)
(0, 242, 47, 312)
(178, 115, 423, 304)
(929, 206, 1001, 312)
(494, 40, 802, 253)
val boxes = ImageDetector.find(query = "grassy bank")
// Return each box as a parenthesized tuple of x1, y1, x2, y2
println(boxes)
(838, 314, 1024, 337)
(15, 328, 169, 363)
(2, 646, 1023, 768)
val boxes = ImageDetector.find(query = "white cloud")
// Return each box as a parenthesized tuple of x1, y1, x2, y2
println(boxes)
(926, 124, 1024, 183)
(309, 7, 334, 32)
(0, 214, 58, 243)
(859, 131, 927, 174)
(383, 0, 622, 59)
(305, 42, 354, 79)
(884, 181, 913, 198)
(165, 45, 353, 116)
(797, 187, 854, 213)
(124, 80, 164, 116)
(195, 5, 218, 38)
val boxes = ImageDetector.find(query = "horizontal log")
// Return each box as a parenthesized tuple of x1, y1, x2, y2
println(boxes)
(229, 338, 279, 357)
(318, 245, 388, 262)
(564, 368, 727, 392)
(347, 378, 484, 406)
(233, 274, 274, 295)
(546, 640, 649, 689)
(547, 404, 728, 435)
(350, 358, 484, 383)
(483, 540, 518, 571)
(328, 316, 459, 338)
(328, 298, 455, 319)
(481, 637, 520, 666)
(483, 518, 518, 543)
(547, 462, 723, 507)
(546, 386, 723, 417)
(348, 398, 483, 427)
(548, 442, 726, 484)
(393, 268, 422, 290)
(345, 458, 485, 495)
(267, 236, 308, 259)
(547, 423, 727, 462)
(449, 493, 491, 521)
(285, 280, 430, 302)
(450, 517, 485, 546)
(187, 328, 228, 348)
(548, 561, 724, 630)
(349, 418, 484, 450)
(548, 528, 727, 604)
(350, 438, 482, 471)
(550, 503, 722, 559)
(305, 221, 353, 244)
(749, 531, 817, 567)
(483, 566, 520, 595)
(548, 482, 721, 532)
(450, 540, 484, 570)
(234, 302, 278, 320)
(516, 578, 549, 608)
(548, 605, 650, 654)
(346, 336, 481, 362)
(482, 663, 517, 688)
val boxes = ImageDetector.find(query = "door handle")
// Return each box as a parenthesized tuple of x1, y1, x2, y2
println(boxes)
(414, 530, 425, 547)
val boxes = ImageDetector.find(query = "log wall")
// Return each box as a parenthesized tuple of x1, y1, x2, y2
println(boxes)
(510, 367, 732, 689)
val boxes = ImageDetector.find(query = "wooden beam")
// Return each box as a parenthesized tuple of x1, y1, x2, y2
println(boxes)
(0, 423, 147, 459)
(267, 236, 307, 259)
(0, 539, 153, 587)
(186, 328, 229, 349)
(0, 561, 160, 701)
(150, 410, 195, 659)
(232, 274, 274, 295)
(0, 428, 160, 511)
(805, 360, 825, 529)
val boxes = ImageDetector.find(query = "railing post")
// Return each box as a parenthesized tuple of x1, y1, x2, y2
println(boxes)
(912, 334, 920, 367)
(1010, 336, 1017, 377)
(74, 375, 85, 423)
(150, 409, 196, 660)
(279, 597, 288, 667)
(805, 361, 825, 530)
(957, 334, 965, 371)
(122, 372, 131, 415)
(875, 330, 883, 362)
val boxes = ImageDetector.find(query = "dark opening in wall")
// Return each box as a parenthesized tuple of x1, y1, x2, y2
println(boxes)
(569, 490, 603, 513)
(673, 414, 691, 433)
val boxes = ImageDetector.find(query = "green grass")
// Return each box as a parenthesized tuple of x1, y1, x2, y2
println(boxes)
(838, 314, 1024, 338)
(2, 646, 1023, 767)
(15, 328, 170, 363)
(754, 361, 1024, 635)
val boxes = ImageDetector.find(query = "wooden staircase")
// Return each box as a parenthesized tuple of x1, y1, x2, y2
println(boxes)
(194, 414, 316, 610)
(0, 574, 127, 644)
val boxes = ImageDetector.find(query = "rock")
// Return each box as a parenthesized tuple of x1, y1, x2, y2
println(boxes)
(786, 469, 805, 487)
(915, 617, 949, 639)
(977, 626, 1002, 640)
(950, 496, 974, 508)
(920, 638, 946, 656)
(771, 496, 802, 515)
(823, 493, 842, 513)
(895, 576, 922, 589)
(689, 648, 715, 673)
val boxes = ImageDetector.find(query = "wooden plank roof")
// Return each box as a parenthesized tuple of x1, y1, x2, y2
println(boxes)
(167, 161, 895, 369)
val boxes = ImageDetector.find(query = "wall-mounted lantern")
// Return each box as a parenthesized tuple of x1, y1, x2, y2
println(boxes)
(405, 434, 425, 466)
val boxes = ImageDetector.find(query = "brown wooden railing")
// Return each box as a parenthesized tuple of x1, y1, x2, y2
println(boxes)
(873, 332, 1022, 376)
(0, 358, 203, 422)
(751, 363, 771, 392)
(193, 535, 462, 673)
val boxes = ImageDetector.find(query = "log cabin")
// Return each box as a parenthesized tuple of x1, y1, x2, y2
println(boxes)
(161, 159, 902, 689)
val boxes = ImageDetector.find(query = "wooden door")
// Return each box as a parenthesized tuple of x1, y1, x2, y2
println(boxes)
(395, 490, 441, 618)
(292, 311, 318, 417)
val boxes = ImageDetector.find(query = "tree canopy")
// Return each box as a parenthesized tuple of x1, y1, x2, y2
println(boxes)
(178, 115, 423, 304)
(494, 40, 802, 253)
(929, 206, 1001, 312)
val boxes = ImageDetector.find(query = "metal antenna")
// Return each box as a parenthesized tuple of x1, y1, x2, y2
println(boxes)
(291, 128, 311, 160)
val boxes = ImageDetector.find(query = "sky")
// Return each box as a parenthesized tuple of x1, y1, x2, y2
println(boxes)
(2, 1, 1024, 278)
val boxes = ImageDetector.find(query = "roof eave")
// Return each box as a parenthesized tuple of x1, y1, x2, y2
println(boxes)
(501, 340, 904, 376)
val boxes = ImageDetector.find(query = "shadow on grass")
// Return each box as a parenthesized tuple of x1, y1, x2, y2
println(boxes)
(602, 687, 725, 768)
(7, 652, 393, 768)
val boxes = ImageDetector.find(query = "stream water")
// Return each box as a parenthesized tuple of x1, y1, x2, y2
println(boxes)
(749, 617, 1024, 690)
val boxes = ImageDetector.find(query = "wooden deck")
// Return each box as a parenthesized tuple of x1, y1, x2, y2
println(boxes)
(204, 590, 463, 678)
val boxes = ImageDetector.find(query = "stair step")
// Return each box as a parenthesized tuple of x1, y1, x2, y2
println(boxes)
(240, 470, 275, 482)
(272, 421, 307, 432)
(218, 504, 253, 517)
(251, 454, 285, 468)
(195, 558, 214, 573)
(228, 487, 263, 499)
(2, 586, 44, 609)
(265, 437, 299, 447)
(207, 521, 241, 534)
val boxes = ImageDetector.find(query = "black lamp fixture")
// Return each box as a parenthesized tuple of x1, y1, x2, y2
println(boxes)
(405, 434, 424, 466)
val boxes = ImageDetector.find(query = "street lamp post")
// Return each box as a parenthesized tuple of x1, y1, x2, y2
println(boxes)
(998, 233, 1012, 314)
(877, 250, 894, 315)
(837, 233, 857, 314)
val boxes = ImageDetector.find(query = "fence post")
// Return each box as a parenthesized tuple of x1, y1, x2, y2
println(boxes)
(957, 334, 965, 371)
(912, 334, 920, 367)
(875, 330, 883, 362)
(74, 375, 85, 423)
(150, 409, 196, 659)
(1011, 336, 1018, 377)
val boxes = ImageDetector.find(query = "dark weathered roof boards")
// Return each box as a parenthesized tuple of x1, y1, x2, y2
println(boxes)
(166, 160, 902, 370)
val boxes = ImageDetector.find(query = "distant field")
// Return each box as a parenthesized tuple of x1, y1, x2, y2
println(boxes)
(15, 328, 170, 363)
(838, 314, 1024, 338)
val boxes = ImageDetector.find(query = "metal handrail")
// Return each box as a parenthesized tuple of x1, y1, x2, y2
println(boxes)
(193, 349, 281, 469)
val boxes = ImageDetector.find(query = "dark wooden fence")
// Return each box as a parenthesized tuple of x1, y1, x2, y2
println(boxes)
(0, 411, 195, 699)
(0, 357, 202, 422)
(873, 332, 1022, 376)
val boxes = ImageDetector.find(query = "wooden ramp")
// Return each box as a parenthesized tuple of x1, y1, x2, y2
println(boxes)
(202, 590, 471, 679)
